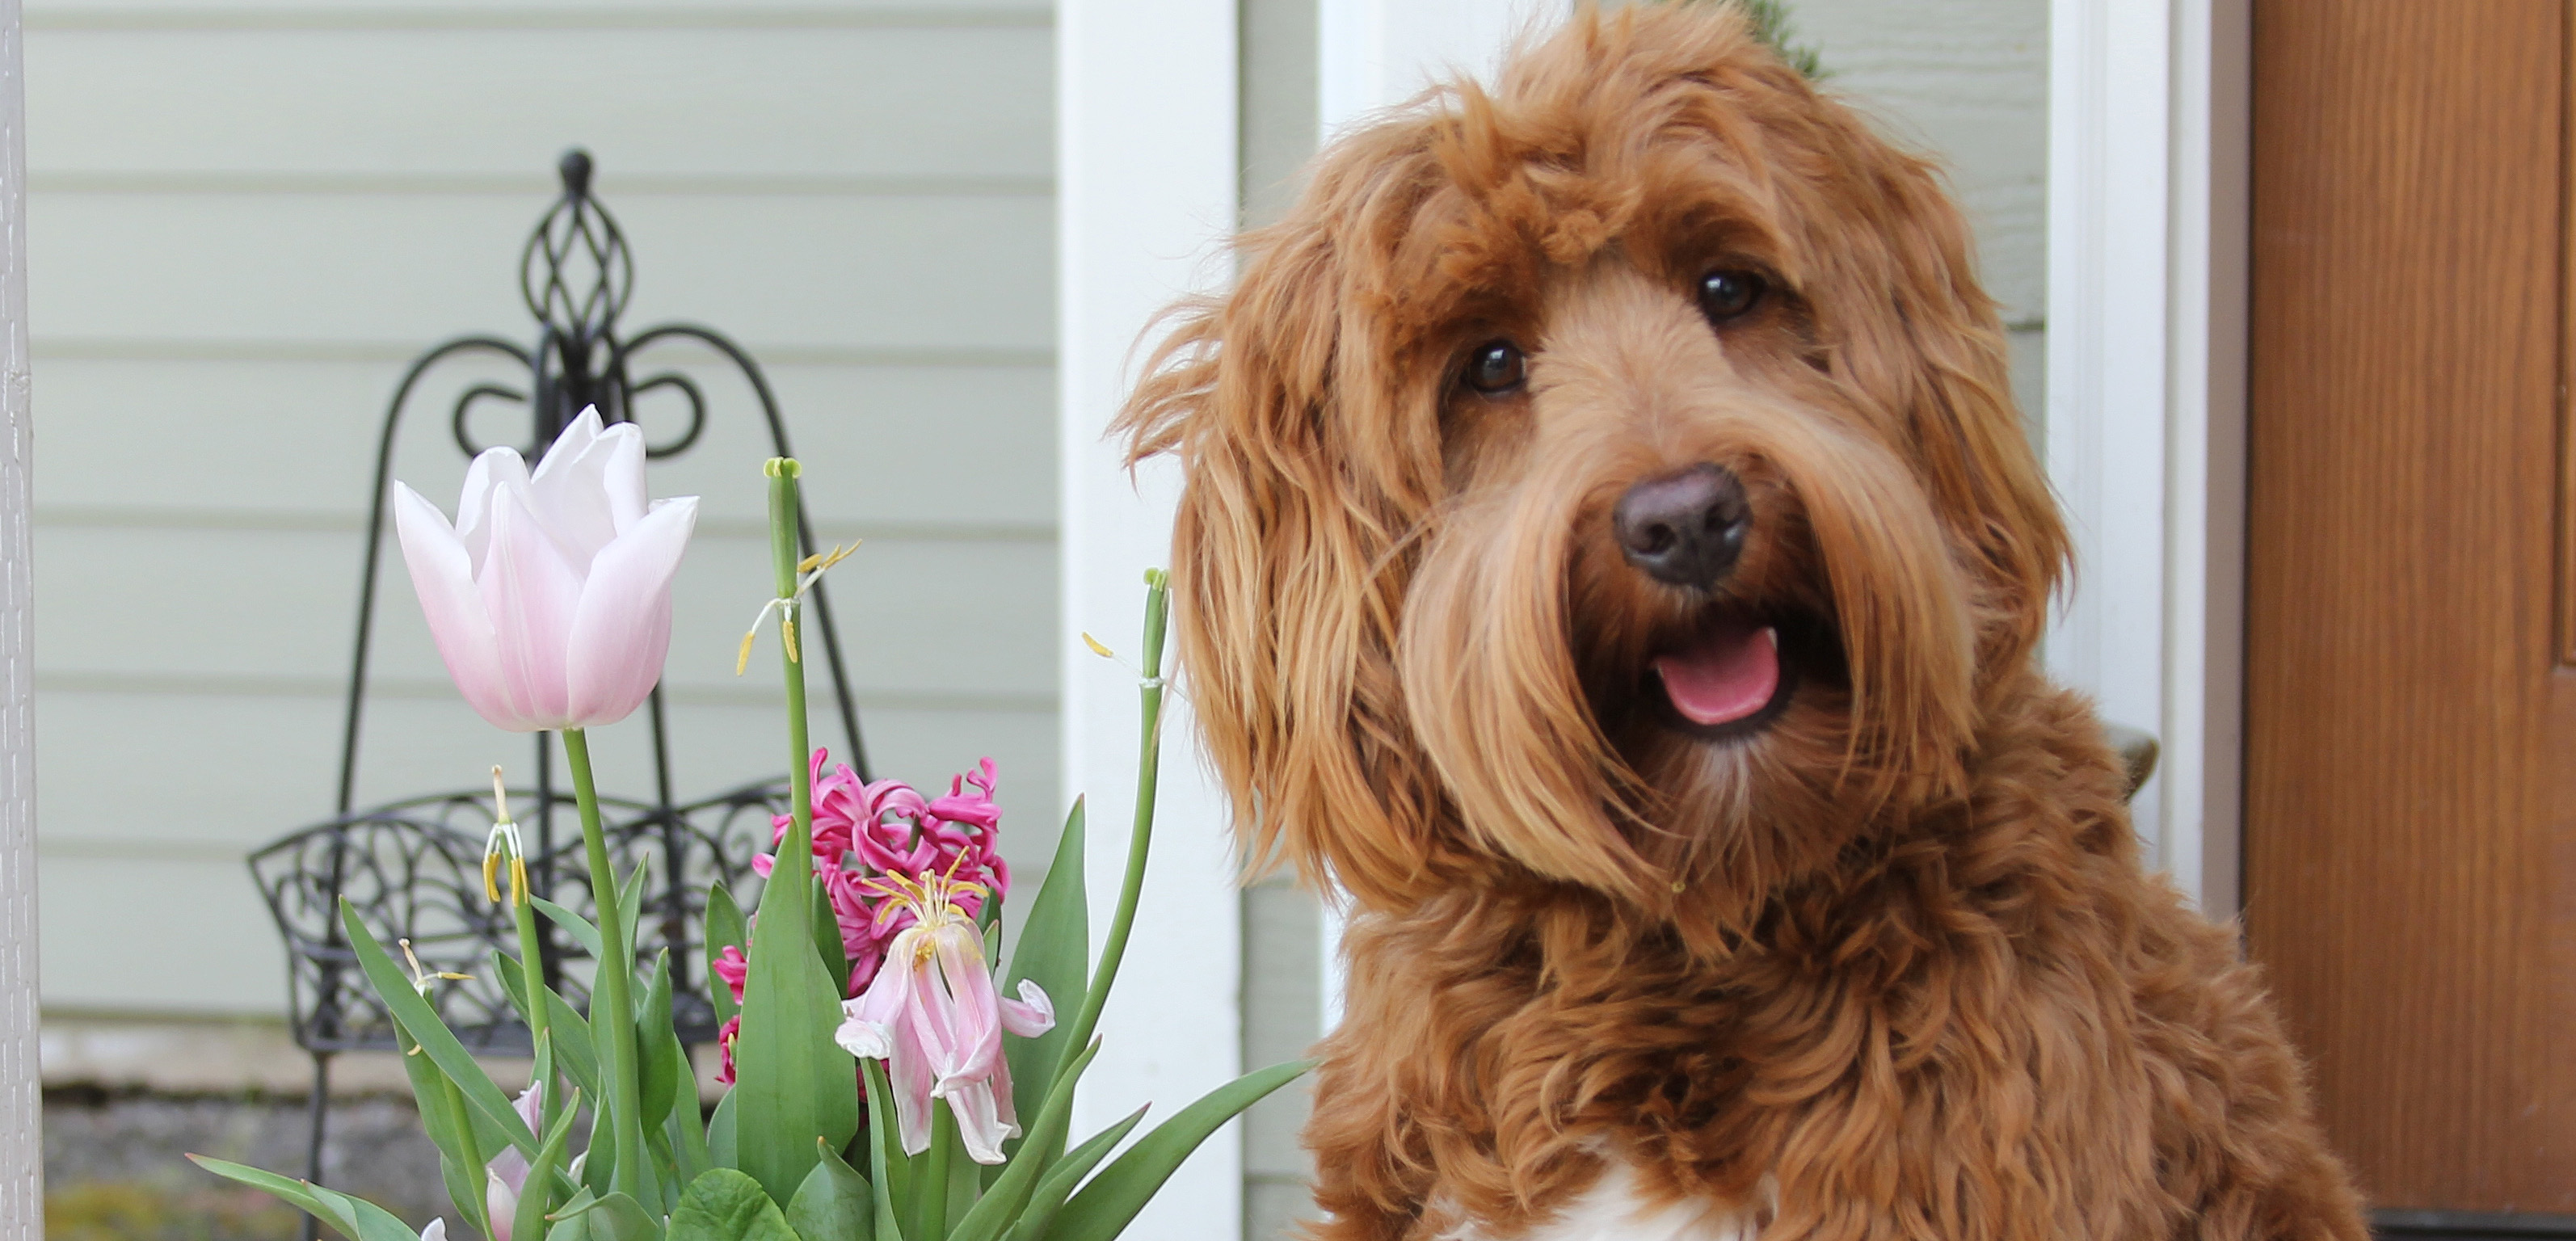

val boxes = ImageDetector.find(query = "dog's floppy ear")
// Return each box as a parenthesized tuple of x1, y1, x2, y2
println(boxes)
(1116, 133, 1467, 909)
(1809, 132, 2071, 667)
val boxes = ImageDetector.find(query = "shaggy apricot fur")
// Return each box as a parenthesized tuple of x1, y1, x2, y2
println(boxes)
(1118, 5, 2368, 1239)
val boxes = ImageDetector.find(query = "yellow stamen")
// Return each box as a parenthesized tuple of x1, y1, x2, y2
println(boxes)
(737, 543, 855, 672)
(857, 864, 989, 961)
(1081, 633, 1114, 660)
(483, 789, 528, 907)
(398, 938, 472, 997)
(797, 541, 859, 576)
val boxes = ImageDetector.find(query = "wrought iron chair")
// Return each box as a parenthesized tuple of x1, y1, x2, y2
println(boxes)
(247, 150, 870, 1226)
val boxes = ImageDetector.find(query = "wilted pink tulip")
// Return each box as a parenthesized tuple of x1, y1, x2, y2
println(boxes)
(833, 869, 1054, 1163)
(393, 407, 698, 732)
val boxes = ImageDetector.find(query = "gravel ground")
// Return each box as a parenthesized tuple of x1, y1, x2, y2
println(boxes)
(44, 1086, 449, 1241)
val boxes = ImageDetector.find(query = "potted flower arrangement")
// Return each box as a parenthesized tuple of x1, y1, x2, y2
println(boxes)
(192, 410, 1307, 1241)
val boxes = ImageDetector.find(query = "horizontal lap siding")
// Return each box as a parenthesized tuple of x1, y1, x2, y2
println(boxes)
(27, 0, 1058, 1016)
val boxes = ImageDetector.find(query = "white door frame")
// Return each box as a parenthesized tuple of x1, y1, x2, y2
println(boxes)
(1056, 2, 1244, 1238)
(0, 0, 39, 1232)
(2045, 0, 2250, 917)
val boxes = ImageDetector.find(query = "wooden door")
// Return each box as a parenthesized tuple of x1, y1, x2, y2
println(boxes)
(2246, 0, 2576, 1218)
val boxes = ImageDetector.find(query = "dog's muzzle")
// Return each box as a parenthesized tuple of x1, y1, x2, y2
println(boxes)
(1613, 463, 1749, 589)
(1617, 463, 1794, 733)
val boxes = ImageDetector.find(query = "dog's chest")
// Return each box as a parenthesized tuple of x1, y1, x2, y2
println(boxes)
(1431, 1160, 1765, 1241)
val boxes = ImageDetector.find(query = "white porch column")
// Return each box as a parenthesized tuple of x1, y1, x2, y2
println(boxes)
(0, 0, 37, 1233)
(1057, 0, 1243, 1237)
(2045, 0, 2249, 915)
(1317, 0, 1548, 142)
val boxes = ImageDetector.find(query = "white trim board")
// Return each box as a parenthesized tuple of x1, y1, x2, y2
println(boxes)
(1317, 0, 1555, 144)
(2045, 0, 2249, 916)
(0, 0, 39, 1232)
(1057, 0, 1244, 1236)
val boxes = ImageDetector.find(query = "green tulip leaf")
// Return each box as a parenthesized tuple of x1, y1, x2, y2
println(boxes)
(735, 801, 861, 1204)
(390, 1023, 487, 1235)
(860, 1059, 910, 1241)
(339, 901, 540, 1156)
(669, 1168, 798, 1241)
(784, 1140, 873, 1241)
(617, 864, 651, 957)
(583, 1104, 618, 1198)
(1045, 1060, 1314, 1241)
(550, 1190, 663, 1241)
(668, 1086, 713, 1188)
(1000, 798, 1088, 1167)
(647, 1126, 684, 1216)
(308, 1182, 439, 1241)
(707, 1090, 739, 1171)
(494, 949, 538, 1029)
(995, 1107, 1147, 1241)
(546, 986, 604, 1101)
(532, 898, 608, 962)
(545, 1188, 598, 1241)
(639, 951, 684, 1129)
(945, 1038, 1101, 1241)
(706, 884, 749, 1024)
(810, 874, 851, 999)
(187, 1155, 361, 1240)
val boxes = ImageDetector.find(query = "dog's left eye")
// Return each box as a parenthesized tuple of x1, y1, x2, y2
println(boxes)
(1463, 339, 1527, 394)
(1698, 269, 1768, 322)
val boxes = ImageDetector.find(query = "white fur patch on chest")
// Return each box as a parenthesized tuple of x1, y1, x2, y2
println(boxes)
(1431, 1160, 1766, 1241)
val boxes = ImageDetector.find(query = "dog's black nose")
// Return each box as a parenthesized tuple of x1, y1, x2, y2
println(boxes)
(1614, 464, 1750, 587)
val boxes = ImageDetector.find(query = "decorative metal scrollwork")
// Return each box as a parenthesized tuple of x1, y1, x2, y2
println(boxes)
(249, 780, 784, 1055)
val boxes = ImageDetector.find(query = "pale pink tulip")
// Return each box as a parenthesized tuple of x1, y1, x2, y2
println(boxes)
(393, 407, 698, 732)
(480, 1083, 546, 1241)
(832, 869, 1054, 1163)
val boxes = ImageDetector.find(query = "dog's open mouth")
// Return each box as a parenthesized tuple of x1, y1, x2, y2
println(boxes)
(1644, 608, 1828, 739)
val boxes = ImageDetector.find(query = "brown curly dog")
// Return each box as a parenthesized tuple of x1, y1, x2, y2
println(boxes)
(1117, 4, 2368, 1239)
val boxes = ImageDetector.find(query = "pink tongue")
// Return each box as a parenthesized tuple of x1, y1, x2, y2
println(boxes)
(1653, 622, 1781, 726)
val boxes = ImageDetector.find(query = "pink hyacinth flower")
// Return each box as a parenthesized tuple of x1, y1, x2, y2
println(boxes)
(481, 1083, 547, 1241)
(755, 752, 1012, 999)
(392, 406, 699, 732)
(832, 869, 1053, 1164)
(713, 944, 749, 1083)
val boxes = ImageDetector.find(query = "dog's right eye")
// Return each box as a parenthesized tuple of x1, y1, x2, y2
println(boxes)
(1698, 269, 1768, 323)
(1463, 340, 1527, 394)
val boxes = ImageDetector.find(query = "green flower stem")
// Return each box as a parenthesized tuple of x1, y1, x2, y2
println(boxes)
(733, 456, 860, 1204)
(510, 890, 560, 1151)
(436, 1066, 487, 1233)
(768, 461, 814, 845)
(1052, 570, 1170, 1080)
(920, 1109, 957, 1240)
(512, 894, 550, 1079)
(561, 726, 648, 1198)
